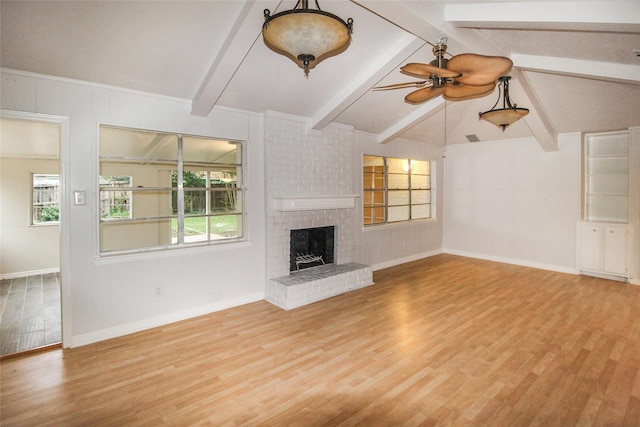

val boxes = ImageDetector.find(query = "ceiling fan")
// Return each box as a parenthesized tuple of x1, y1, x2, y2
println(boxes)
(375, 38, 513, 104)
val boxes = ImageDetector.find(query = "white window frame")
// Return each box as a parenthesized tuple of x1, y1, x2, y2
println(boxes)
(363, 155, 432, 226)
(32, 173, 60, 225)
(98, 125, 244, 256)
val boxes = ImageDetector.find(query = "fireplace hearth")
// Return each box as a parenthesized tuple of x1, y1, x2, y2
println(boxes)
(290, 226, 335, 271)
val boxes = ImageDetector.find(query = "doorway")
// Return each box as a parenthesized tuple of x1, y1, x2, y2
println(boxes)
(0, 115, 63, 356)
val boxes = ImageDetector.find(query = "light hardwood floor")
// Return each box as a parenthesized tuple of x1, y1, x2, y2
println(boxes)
(1, 254, 639, 426)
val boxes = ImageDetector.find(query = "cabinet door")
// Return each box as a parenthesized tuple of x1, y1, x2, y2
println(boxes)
(604, 226, 628, 275)
(580, 224, 603, 271)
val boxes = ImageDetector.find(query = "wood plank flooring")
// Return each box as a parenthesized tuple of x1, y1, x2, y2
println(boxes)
(1, 255, 639, 426)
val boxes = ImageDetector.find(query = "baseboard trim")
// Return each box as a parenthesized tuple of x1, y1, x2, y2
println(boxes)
(372, 249, 444, 271)
(70, 292, 265, 348)
(1, 268, 60, 280)
(443, 249, 579, 275)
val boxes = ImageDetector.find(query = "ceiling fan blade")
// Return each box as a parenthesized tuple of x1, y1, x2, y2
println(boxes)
(443, 82, 496, 101)
(447, 54, 513, 86)
(405, 86, 444, 104)
(401, 63, 461, 79)
(373, 80, 431, 91)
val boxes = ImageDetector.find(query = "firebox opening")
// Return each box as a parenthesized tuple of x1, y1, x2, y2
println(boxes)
(290, 226, 335, 272)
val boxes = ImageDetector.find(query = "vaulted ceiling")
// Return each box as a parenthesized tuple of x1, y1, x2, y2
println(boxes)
(1, 1, 639, 151)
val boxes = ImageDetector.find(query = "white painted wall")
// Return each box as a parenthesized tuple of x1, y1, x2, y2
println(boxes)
(4, 67, 616, 348)
(351, 132, 445, 270)
(628, 127, 640, 285)
(443, 134, 582, 273)
(1, 70, 266, 347)
(0, 157, 60, 277)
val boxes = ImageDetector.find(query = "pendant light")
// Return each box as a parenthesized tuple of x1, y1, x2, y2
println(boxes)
(262, 0, 353, 77)
(479, 76, 529, 131)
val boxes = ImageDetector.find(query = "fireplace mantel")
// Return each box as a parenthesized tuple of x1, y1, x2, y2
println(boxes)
(274, 195, 359, 211)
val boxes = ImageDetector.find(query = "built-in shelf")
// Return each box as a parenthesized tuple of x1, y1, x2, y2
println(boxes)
(274, 195, 359, 211)
(584, 131, 629, 224)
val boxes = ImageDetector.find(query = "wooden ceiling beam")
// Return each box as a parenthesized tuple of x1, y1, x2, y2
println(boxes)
(310, 33, 424, 131)
(191, 1, 279, 117)
(445, 1, 640, 33)
(512, 54, 640, 85)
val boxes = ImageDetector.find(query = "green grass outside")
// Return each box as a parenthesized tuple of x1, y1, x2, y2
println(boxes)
(171, 215, 238, 236)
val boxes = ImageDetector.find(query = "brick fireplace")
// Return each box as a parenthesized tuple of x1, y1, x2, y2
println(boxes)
(263, 113, 373, 309)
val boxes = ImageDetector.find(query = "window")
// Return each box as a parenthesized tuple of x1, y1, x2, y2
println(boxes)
(363, 155, 431, 225)
(100, 176, 132, 219)
(32, 174, 60, 224)
(99, 125, 243, 254)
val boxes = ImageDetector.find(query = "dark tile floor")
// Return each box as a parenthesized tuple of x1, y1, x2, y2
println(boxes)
(0, 273, 61, 356)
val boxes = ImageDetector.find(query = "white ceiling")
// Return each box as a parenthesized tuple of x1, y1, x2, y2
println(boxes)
(1, 1, 639, 150)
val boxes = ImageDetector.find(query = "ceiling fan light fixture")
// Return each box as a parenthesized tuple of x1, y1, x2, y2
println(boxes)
(263, 0, 353, 78)
(479, 76, 529, 131)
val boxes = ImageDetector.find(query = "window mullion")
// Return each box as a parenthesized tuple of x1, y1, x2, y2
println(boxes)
(384, 157, 388, 224)
(177, 135, 185, 244)
(206, 171, 211, 240)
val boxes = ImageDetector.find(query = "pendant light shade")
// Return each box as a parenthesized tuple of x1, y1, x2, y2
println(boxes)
(479, 76, 529, 131)
(263, 0, 353, 77)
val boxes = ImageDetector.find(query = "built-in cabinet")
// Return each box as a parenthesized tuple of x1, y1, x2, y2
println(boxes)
(579, 223, 629, 278)
(579, 130, 632, 281)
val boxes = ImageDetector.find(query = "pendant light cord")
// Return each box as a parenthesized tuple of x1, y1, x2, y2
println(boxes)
(443, 101, 447, 159)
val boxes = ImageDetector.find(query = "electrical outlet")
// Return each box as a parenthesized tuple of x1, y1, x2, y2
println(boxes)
(154, 286, 163, 297)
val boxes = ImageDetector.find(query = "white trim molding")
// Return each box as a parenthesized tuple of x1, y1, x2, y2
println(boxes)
(274, 195, 359, 211)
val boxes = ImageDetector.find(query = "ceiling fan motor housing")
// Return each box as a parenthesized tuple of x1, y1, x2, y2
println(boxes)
(429, 43, 449, 86)
(430, 44, 449, 69)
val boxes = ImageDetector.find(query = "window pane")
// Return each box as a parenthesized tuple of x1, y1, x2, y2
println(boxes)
(363, 190, 384, 207)
(388, 190, 409, 206)
(388, 173, 408, 189)
(411, 175, 430, 189)
(387, 157, 409, 173)
(181, 171, 207, 188)
(363, 172, 384, 190)
(210, 214, 242, 239)
(412, 204, 431, 219)
(182, 216, 207, 243)
(411, 160, 429, 175)
(100, 127, 178, 161)
(99, 176, 132, 219)
(183, 137, 240, 164)
(124, 189, 175, 220)
(364, 207, 385, 225)
(363, 155, 384, 168)
(411, 190, 430, 204)
(210, 189, 242, 213)
(100, 218, 174, 252)
(388, 206, 409, 222)
(32, 174, 60, 224)
(184, 190, 207, 215)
